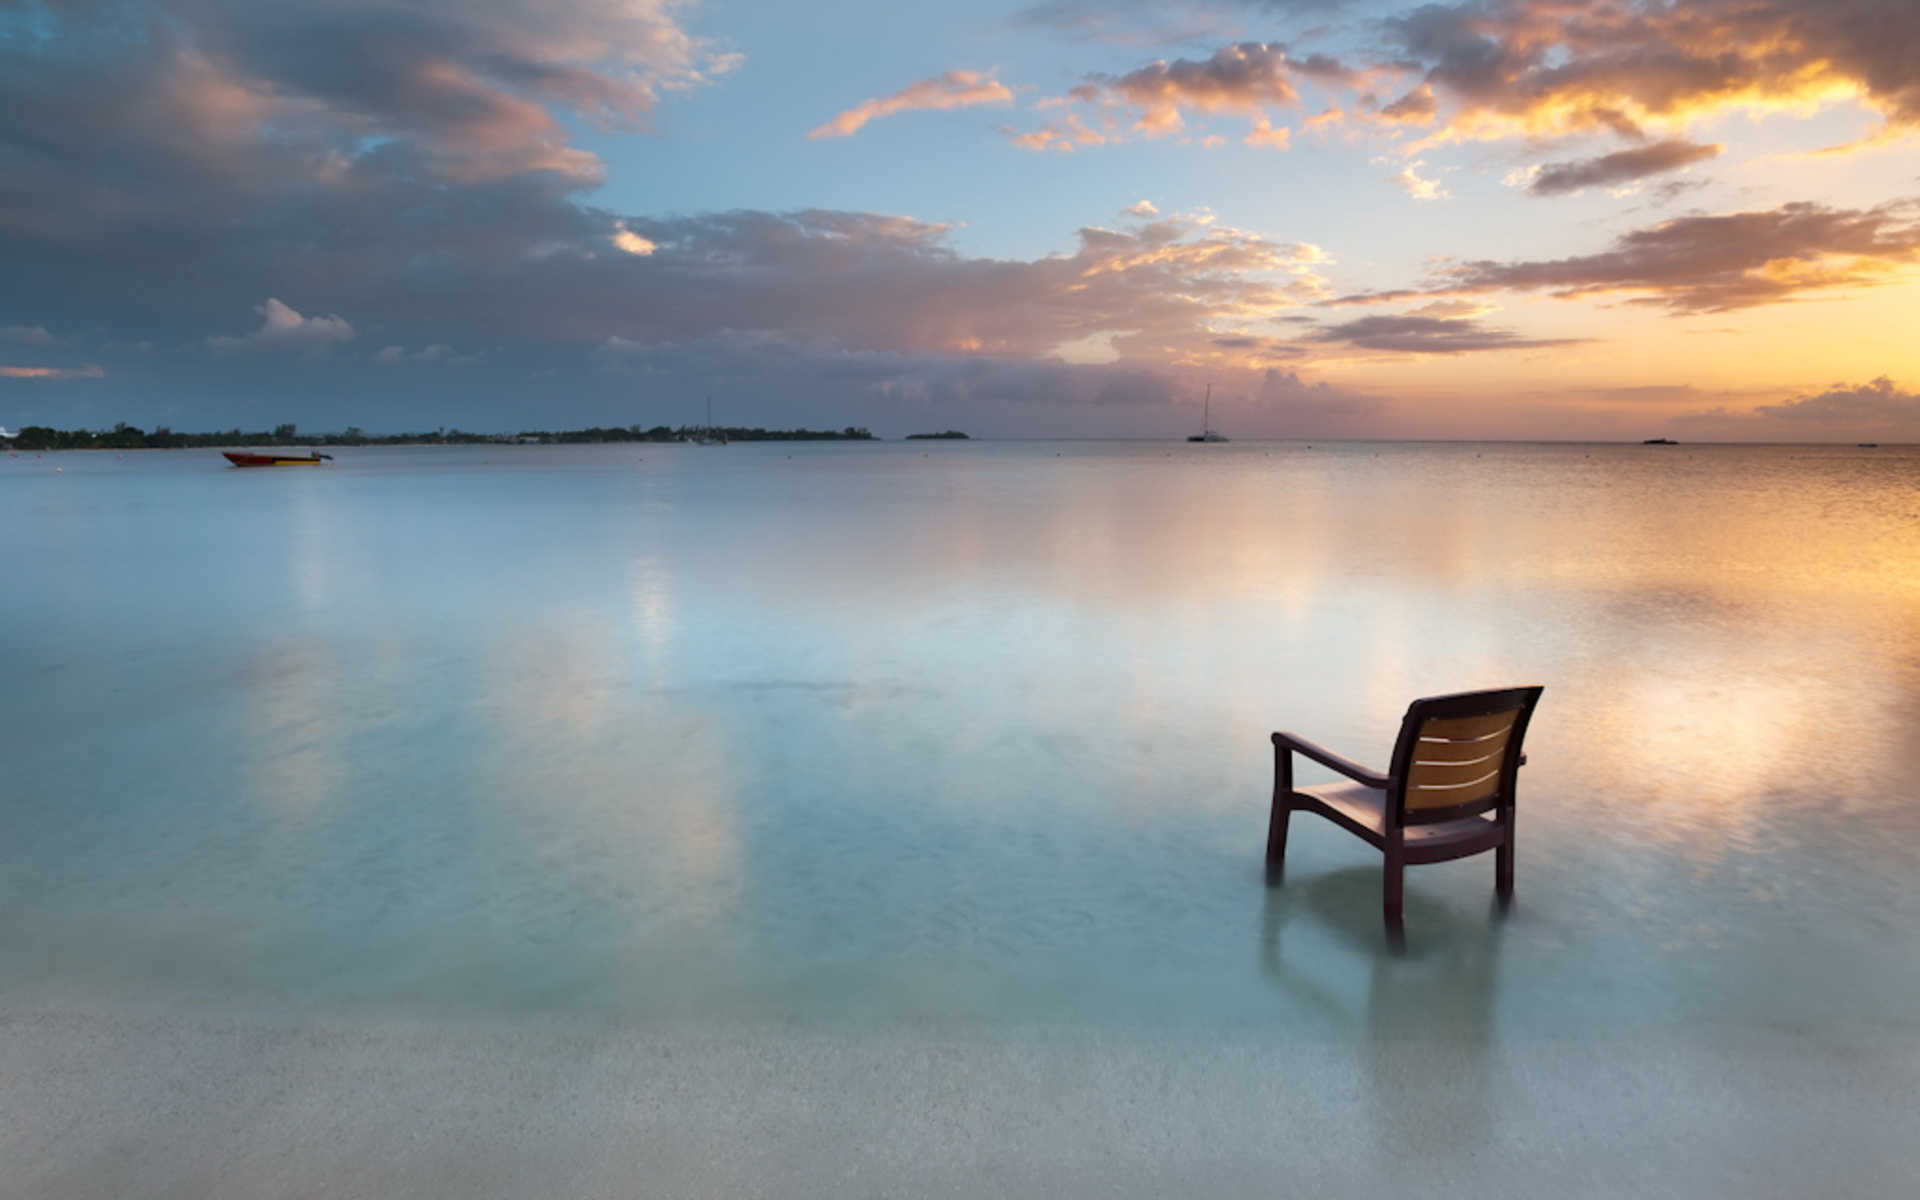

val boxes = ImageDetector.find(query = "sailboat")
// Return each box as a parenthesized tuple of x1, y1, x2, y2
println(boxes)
(1187, 384, 1227, 442)
(693, 395, 728, 445)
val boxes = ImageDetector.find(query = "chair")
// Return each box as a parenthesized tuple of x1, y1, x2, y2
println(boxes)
(1267, 687, 1543, 929)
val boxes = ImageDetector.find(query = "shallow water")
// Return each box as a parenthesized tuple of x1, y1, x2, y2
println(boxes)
(4, 440, 1918, 1036)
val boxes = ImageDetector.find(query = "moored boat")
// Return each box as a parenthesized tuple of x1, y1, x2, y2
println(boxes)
(692, 395, 728, 445)
(222, 451, 332, 467)
(1187, 383, 1228, 443)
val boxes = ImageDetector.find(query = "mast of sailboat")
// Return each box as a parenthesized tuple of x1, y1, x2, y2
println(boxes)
(1202, 383, 1210, 436)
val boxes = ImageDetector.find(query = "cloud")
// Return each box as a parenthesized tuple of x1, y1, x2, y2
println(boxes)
(0, 4, 1331, 387)
(1008, 113, 1113, 152)
(592, 327, 1201, 429)
(1011, 2, 1920, 166)
(1255, 367, 1390, 422)
(1347, 199, 1920, 312)
(1010, 39, 1363, 149)
(1752, 376, 1920, 424)
(1, 1, 1374, 436)
(1308, 314, 1581, 355)
(1030, 40, 1367, 145)
(579, 207, 1331, 360)
(2, 325, 71, 347)
(613, 227, 658, 255)
(0, 364, 105, 379)
(1673, 376, 1920, 438)
(1380, 0, 1920, 144)
(809, 71, 1014, 139)
(375, 344, 458, 364)
(1524, 140, 1725, 196)
(1094, 42, 1306, 134)
(1390, 159, 1448, 201)
(0, 1, 735, 195)
(206, 299, 354, 355)
(1008, 2, 1335, 48)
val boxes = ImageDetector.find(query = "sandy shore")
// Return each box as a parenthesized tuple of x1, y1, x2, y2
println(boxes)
(5, 1000, 1916, 1200)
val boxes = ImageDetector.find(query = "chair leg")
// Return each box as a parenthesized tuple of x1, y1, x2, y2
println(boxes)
(1266, 797, 1292, 872)
(1496, 833, 1515, 907)
(1383, 845, 1404, 929)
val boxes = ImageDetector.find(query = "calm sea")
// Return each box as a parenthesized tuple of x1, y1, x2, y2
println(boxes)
(4, 440, 1917, 1034)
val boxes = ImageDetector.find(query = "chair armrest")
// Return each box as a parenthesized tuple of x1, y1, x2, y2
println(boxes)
(1271, 731, 1390, 789)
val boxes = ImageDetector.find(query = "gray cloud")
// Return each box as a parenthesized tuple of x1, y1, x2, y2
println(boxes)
(205, 299, 354, 355)
(1309, 314, 1581, 354)
(2, 326, 64, 347)
(0, 3, 1332, 433)
(1673, 375, 1920, 438)
(1092, 42, 1307, 130)
(1253, 367, 1389, 432)
(1344, 200, 1920, 312)
(1528, 140, 1724, 196)
(1019, 38, 1359, 147)
(1753, 376, 1920, 423)
(1012, 2, 1348, 45)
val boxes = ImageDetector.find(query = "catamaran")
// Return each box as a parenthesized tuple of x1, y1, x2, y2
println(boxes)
(1187, 384, 1227, 443)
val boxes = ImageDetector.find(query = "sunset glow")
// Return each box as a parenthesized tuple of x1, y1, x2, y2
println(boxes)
(3, 0, 1917, 440)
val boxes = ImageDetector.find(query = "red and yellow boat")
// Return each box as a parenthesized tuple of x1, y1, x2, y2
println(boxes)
(222, 451, 332, 467)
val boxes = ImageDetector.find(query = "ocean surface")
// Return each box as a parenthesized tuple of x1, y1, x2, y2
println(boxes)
(4, 440, 1918, 1037)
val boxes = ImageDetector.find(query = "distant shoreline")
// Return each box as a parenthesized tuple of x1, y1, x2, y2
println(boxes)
(3, 423, 879, 452)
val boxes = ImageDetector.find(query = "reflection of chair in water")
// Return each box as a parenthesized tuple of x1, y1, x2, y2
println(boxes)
(1267, 686, 1543, 930)
(1259, 871, 1505, 1153)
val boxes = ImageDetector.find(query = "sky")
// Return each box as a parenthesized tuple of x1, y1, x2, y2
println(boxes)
(4, 0, 1920, 441)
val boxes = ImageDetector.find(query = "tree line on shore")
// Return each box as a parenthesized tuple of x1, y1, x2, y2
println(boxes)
(4, 422, 881, 451)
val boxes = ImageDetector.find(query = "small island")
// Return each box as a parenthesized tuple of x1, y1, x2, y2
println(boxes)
(905, 430, 970, 440)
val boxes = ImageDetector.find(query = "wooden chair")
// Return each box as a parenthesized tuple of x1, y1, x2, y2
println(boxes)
(1267, 687, 1543, 929)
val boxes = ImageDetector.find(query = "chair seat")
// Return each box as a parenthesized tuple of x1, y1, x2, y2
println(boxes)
(1294, 781, 1502, 854)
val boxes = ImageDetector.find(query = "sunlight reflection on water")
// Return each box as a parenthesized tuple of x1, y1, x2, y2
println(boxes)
(2, 441, 1917, 1033)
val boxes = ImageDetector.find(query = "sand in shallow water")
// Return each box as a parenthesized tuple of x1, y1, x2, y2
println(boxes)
(5, 1002, 1916, 1200)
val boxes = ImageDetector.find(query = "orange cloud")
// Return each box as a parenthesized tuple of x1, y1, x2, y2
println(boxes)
(1009, 113, 1113, 152)
(1015, 2, 1920, 164)
(1, 364, 104, 379)
(809, 71, 1014, 139)
(1101, 42, 1302, 134)
(1383, 0, 1920, 148)
(1028, 41, 1328, 144)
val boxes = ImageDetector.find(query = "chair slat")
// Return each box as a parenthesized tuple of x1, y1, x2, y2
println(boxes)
(1418, 711, 1519, 742)
(1408, 758, 1503, 789)
(1411, 728, 1512, 763)
(1407, 777, 1500, 809)
(1405, 711, 1518, 809)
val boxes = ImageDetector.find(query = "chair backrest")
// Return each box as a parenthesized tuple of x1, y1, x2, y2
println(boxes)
(1387, 687, 1542, 825)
